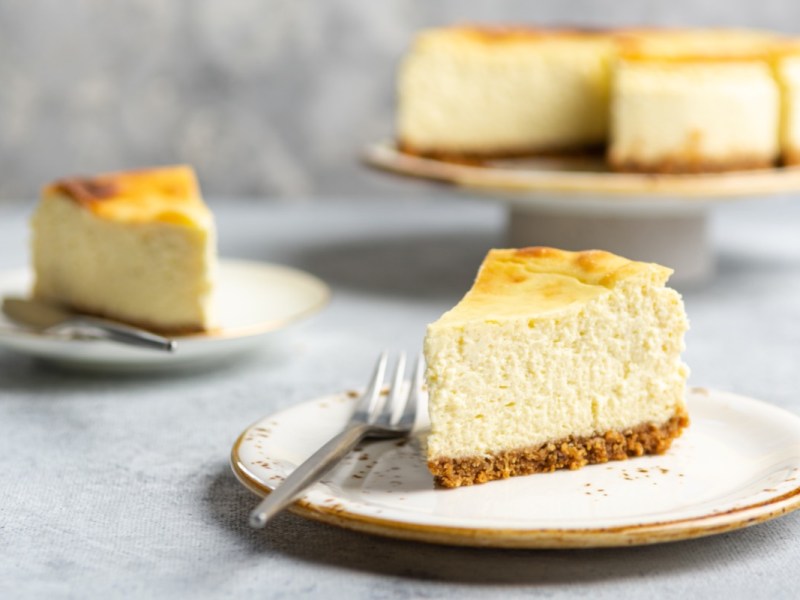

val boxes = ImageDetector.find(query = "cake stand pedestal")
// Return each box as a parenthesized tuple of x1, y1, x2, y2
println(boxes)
(507, 205, 710, 283)
(364, 141, 800, 285)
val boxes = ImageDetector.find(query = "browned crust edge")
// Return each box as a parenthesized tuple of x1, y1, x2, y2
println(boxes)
(40, 297, 210, 336)
(428, 408, 689, 488)
(608, 155, 776, 174)
(782, 149, 800, 166)
(397, 139, 606, 164)
(398, 140, 779, 173)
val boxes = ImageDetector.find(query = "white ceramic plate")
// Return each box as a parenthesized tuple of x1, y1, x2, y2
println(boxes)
(232, 387, 800, 548)
(0, 259, 329, 370)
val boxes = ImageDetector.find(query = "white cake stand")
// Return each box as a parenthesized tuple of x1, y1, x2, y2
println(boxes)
(364, 141, 800, 284)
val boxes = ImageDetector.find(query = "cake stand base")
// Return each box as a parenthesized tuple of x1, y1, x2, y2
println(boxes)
(364, 141, 800, 285)
(507, 207, 711, 285)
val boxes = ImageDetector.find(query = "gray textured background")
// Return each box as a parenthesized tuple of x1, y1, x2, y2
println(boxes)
(2, 0, 800, 199)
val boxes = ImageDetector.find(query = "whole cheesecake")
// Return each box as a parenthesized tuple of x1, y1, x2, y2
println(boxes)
(397, 26, 614, 158)
(31, 165, 217, 334)
(396, 25, 792, 172)
(608, 30, 781, 172)
(424, 247, 689, 488)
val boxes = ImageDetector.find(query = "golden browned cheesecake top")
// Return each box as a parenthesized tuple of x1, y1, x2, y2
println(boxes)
(411, 25, 617, 54)
(434, 247, 672, 324)
(443, 25, 613, 43)
(615, 28, 781, 62)
(412, 25, 781, 62)
(43, 165, 212, 227)
(772, 38, 800, 58)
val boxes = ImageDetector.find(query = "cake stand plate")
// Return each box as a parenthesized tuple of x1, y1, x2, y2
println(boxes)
(364, 141, 800, 283)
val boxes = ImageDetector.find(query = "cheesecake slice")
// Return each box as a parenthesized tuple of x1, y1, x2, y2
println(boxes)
(424, 247, 689, 488)
(608, 30, 781, 172)
(397, 26, 615, 158)
(31, 165, 217, 334)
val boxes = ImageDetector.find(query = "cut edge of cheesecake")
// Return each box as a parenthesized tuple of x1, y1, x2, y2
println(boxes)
(608, 42, 781, 174)
(424, 247, 690, 488)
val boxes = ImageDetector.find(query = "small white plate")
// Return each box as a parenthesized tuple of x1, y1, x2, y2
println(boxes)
(232, 388, 800, 548)
(0, 259, 329, 370)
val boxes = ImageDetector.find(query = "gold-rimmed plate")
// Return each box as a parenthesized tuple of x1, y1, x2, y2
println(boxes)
(232, 388, 800, 548)
(0, 259, 329, 370)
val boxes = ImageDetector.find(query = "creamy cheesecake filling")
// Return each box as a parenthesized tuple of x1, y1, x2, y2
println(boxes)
(609, 60, 780, 171)
(426, 276, 687, 460)
(398, 30, 613, 155)
(31, 193, 217, 334)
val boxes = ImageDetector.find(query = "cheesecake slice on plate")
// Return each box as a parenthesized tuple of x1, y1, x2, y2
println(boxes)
(31, 165, 217, 334)
(424, 247, 689, 488)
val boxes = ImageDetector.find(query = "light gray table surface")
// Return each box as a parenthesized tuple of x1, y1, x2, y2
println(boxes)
(1, 193, 799, 599)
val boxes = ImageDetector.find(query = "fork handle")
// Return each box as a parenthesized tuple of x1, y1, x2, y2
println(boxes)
(75, 317, 177, 352)
(249, 423, 370, 528)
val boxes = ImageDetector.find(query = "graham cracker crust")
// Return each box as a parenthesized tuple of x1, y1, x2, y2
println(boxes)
(428, 408, 689, 488)
(42, 297, 208, 336)
(397, 140, 777, 174)
(396, 139, 605, 164)
(608, 155, 775, 174)
(782, 150, 800, 166)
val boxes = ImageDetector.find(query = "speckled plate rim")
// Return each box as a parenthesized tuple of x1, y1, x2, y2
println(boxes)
(231, 389, 800, 549)
(363, 140, 800, 201)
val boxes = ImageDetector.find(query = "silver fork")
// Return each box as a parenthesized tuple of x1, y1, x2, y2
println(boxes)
(2, 297, 176, 352)
(248, 351, 423, 528)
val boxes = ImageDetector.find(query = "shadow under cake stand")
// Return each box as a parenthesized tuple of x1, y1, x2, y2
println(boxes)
(364, 141, 800, 284)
